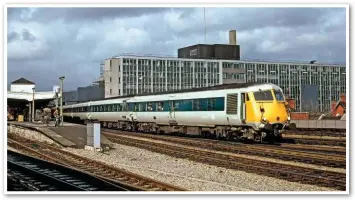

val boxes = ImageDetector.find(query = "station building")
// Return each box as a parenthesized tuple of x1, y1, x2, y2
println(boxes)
(7, 78, 58, 121)
(103, 31, 346, 113)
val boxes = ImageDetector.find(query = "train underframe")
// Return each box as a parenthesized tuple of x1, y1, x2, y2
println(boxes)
(65, 116, 293, 143)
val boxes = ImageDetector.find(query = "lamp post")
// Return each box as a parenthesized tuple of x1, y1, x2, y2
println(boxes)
(59, 76, 65, 126)
(32, 87, 35, 122)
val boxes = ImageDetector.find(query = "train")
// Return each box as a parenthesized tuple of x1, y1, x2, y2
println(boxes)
(63, 82, 296, 143)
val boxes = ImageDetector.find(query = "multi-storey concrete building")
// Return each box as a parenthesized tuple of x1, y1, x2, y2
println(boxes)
(104, 55, 346, 113)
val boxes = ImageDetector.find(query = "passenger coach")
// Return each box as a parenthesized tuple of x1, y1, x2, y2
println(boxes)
(63, 82, 295, 143)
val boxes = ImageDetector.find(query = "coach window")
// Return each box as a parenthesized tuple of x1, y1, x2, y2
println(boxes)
(147, 102, 153, 111)
(152, 102, 157, 111)
(192, 99, 201, 111)
(123, 103, 128, 111)
(157, 102, 164, 111)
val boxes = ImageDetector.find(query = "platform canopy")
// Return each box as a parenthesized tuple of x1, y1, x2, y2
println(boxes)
(7, 91, 57, 101)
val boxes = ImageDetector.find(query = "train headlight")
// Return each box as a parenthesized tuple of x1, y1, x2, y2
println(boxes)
(261, 117, 269, 124)
(287, 116, 291, 121)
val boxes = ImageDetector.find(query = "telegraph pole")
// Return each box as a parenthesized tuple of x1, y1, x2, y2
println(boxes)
(59, 76, 65, 126)
(32, 87, 35, 122)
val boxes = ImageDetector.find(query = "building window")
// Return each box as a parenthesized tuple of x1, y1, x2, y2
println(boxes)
(110, 77, 112, 82)
(119, 65, 121, 72)
(110, 89, 112, 95)
(119, 77, 120, 83)
(119, 89, 121, 95)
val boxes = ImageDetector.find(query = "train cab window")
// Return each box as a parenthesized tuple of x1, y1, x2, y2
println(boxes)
(274, 90, 285, 101)
(246, 94, 250, 101)
(253, 90, 274, 101)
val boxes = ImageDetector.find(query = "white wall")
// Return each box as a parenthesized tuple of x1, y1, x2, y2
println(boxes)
(104, 58, 120, 98)
(10, 84, 35, 93)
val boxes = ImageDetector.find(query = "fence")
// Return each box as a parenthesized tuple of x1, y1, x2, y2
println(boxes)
(291, 120, 346, 129)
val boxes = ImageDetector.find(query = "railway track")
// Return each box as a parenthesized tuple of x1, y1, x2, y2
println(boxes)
(282, 136, 346, 147)
(284, 129, 346, 137)
(282, 130, 346, 147)
(102, 132, 346, 191)
(102, 130, 346, 168)
(7, 134, 184, 191)
(7, 150, 135, 191)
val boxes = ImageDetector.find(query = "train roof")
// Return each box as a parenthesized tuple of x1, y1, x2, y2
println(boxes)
(64, 82, 279, 107)
(105, 82, 275, 100)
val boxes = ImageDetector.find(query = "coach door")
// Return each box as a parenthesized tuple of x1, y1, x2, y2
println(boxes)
(240, 93, 246, 123)
(169, 100, 177, 125)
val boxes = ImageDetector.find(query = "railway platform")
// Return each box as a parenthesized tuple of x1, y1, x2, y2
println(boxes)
(7, 121, 113, 149)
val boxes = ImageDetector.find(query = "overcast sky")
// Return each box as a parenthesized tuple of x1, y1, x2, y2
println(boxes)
(7, 7, 346, 91)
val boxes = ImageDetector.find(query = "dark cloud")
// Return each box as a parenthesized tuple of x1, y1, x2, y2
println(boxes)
(6, 7, 346, 91)
(7, 31, 19, 43)
(7, 7, 185, 22)
(21, 29, 36, 41)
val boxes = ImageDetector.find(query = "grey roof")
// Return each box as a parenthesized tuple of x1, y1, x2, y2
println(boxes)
(11, 78, 35, 85)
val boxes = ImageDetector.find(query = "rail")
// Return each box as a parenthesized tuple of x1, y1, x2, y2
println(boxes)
(102, 132, 346, 190)
(7, 135, 185, 192)
(7, 150, 134, 191)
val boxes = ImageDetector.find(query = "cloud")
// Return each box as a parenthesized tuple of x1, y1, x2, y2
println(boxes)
(7, 31, 19, 43)
(6, 7, 346, 91)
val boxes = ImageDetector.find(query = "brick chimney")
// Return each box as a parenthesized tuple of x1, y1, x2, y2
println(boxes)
(286, 98, 295, 110)
(340, 93, 346, 102)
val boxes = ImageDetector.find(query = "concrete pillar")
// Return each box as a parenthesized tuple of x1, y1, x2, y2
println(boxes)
(85, 120, 101, 151)
(28, 103, 32, 122)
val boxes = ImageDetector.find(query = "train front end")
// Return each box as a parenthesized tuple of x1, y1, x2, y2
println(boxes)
(246, 87, 296, 142)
